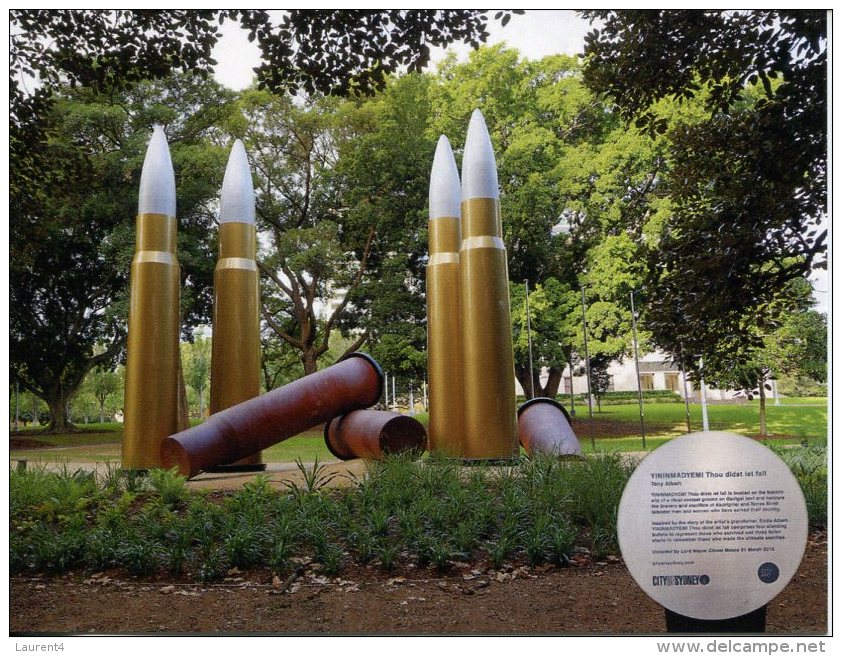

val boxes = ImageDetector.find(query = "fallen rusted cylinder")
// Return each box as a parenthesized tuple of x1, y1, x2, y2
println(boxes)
(161, 353, 383, 477)
(517, 397, 582, 457)
(324, 410, 427, 460)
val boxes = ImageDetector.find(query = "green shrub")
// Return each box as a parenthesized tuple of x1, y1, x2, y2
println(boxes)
(224, 522, 270, 569)
(195, 546, 227, 583)
(85, 527, 122, 570)
(148, 467, 188, 507)
(11, 466, 99, 524)
(162, 524, 192, 575)
(269, 536, 293, 574)
(28, 525, 86, 573)
(117, 531, 161, 576)
(10, 451, 645, 579)
(776, 375, 827, 398)
(548, 521, 577, 566)
(376, 541, 399, 571)
(776, 445, 827, 528)
(583, 390, 682, 405)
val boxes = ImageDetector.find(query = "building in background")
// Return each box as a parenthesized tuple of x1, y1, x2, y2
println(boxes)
(516, 350, 749, 403)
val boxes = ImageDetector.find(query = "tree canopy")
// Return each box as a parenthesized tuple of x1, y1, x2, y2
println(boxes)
(10, 9, 518, 213)
(9, 15, 828, 431)
(580, 10, 827, 366)
(10, 74, 233, 430)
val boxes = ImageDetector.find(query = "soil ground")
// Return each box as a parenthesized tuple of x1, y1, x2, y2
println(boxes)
(10, 532, 827, 636)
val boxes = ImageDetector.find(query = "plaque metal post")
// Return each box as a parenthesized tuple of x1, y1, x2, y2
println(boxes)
(665, 605, 767, 633)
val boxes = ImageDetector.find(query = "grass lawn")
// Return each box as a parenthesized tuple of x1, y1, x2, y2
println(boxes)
(587, 400, 826, 440)
(261, 429, 334, 461)
(10, 400, 827, 463)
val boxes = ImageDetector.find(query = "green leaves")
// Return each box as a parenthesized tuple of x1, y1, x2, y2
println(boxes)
(581, 10, 827, 368)
(11, 73, 232, 430)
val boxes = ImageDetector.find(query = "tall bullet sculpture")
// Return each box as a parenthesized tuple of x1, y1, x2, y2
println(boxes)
(123, 125, 181, 469)
(208, 139, 263, 469)
(460, 110, 519, 459)
(426, 136, 465, 456)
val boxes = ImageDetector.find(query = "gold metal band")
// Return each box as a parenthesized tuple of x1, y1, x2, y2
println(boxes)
(428, 253, 460, 266)
(216, 257, 259, 271)
(428, 216, 461, 255)
(461, 198, 500, 238)
(461, 236, 505, 251)
(136, 213, 176, 252)
(219, 222, 257, 259)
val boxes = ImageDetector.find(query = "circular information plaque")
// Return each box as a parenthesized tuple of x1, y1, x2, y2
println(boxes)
(617, 431, 808, 620)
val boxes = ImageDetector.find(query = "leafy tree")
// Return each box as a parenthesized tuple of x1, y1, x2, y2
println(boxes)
(10, 92, 127, 432)
(234, 91, 373, 375)
(587, 354, 613, 412)
(10, 9, 516, 239)
(236, 73, 437, 378)
(235, 10, 521, 97)
(69, 389, 99, 425)
(337, 74, 438, 380)
(10, 391, 48, 429)
(259, 329, 303, 392)
(511, 279, 579, 399)
(768, 310, 827, 391)
(430, 47, 664, 389)
(701, 279, 819, 436)
(580, 10, 827, 363)
(83, 367, 124, 424)
(10, 75, 233, 431)
(182, 335, 212, 418)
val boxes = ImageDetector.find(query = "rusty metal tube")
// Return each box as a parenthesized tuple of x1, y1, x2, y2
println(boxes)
(324, 410, 427, 460)
(517, 397, 582, 457)
(161, 353, 383, 477)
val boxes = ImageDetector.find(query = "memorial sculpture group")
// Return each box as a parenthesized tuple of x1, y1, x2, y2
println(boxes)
(122, 111, 579, 478)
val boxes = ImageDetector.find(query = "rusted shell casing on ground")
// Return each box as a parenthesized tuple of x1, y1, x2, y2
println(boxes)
(210, 221, 262, 467)
(122, 213, 181, 470)
(460, 197, 519, 460)
(324, 410, 427, 460)
(161, 353, 384, 477)
(517, 397, 582, 457)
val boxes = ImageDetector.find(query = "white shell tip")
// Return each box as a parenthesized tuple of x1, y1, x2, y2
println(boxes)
(429, 136, 461, 219)
(138, 126, 176, 216)
(461, 110, 498, 200)
(219, 140, 255, 224)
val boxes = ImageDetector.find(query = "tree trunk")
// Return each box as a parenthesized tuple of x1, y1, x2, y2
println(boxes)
(541, 366, 563, 399)
(758, 373, 767, 438)
(13, 382, 20, 431)
(302, 350, 319, 376)
(46, 391, 73, 433)
(176, 353, 190, 431)
(99, 400, 106, 424)
(515, 366, 533, 400)
(31, 395, 41, 426)
(198, 386, 205, 419)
